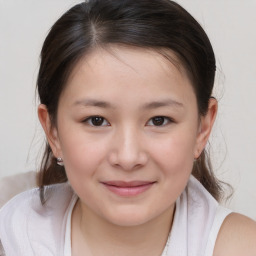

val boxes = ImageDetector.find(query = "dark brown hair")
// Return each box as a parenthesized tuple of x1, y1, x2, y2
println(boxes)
(37, 0, 224, 203)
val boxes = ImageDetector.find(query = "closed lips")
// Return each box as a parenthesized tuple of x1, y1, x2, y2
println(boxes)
(101, 181, 156, 196)
(101, 181, 156, 187)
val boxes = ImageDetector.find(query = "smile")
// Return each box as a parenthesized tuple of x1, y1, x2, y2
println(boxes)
(101, 181, 156, 197)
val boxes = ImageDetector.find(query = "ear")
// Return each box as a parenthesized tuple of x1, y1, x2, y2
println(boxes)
(194, 98, 218, 159)
(38, 104, 62, 158)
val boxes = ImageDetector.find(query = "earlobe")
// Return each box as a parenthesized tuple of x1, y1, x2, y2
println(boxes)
(38, 104, 61, 158)
(194, 98, 218, 159)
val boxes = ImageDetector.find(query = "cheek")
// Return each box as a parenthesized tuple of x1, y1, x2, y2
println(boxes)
(58, 129, 108, 181)
(151, 128, 197, 176)
(150, 129, 197, 203)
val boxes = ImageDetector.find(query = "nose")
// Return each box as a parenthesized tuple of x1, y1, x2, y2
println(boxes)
(108, 126, 148, 171)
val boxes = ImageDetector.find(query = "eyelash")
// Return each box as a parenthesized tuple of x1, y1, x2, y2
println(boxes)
(82, 116, 110, 127)
(82, 115, 174, 127)
(146, 116, 174, 127)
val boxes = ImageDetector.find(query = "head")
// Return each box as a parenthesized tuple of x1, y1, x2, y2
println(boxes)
(37, 0, 222, 217)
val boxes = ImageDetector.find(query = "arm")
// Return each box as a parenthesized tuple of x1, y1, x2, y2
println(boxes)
(213, 213, 256, 256)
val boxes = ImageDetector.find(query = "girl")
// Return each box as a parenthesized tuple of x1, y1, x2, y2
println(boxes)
(1, 0, 256, 255)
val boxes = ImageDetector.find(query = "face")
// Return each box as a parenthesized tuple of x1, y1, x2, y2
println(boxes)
(39, 46, 216, 227)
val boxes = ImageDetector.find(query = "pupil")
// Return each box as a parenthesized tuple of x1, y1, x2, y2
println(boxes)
(92, 116, 104, 126)
(153, 117, 164, 126)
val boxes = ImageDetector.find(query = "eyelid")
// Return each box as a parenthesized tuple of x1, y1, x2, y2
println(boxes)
(82, 115, 110, 127)
(146, 116, 174, 126)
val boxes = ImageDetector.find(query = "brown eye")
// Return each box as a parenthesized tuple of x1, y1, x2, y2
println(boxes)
(84, 116, 109, 126)
(146, 116, 172, 126)
(152, 116, 165, 126)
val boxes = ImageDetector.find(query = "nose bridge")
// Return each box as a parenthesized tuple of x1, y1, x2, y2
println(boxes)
(109, 124, 147, 170)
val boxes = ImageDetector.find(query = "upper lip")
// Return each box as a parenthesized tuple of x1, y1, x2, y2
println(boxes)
(101, 181, 156, 187)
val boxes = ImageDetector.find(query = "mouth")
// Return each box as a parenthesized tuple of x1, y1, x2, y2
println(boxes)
(101, 181, 156, 197)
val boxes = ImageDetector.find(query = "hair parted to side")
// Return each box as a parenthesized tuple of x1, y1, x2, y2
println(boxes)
(37, 0, 225, 203)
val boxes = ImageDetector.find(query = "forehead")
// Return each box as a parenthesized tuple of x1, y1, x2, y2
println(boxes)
(70, 46, 188, 80)
(61, 46, 196, 107)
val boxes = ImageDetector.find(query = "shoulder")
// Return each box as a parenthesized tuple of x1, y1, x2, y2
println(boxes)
(0, 183, 75, 255)
(213, 212, 256, 255)
(0, 182, 73, 219)
(0, 182, 74, 234)
(0, 171, 36, 208)
(0, 186, 39, 219)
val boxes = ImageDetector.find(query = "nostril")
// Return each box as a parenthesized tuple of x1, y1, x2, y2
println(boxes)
(107, 130, 148, 170)
(108, 149, 148, 171)
(108, 151, 119, 166)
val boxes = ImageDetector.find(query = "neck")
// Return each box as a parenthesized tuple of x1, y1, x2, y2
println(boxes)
(71, 200, 175, 256)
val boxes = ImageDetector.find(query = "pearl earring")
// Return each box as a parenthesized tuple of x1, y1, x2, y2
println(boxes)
(56, 157, 64, 166)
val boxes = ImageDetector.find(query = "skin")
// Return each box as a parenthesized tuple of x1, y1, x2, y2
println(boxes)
(213, 213, 256, 255)
(38, 46, 256, 255)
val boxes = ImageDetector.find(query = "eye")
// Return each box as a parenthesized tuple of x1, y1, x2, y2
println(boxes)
(146, 116, 172, 126)
(83, 116, 110, 127)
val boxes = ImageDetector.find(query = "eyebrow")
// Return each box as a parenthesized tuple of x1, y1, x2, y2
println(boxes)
(142, 99, 184, 109)
(73, 99, 114, 108)
(72, 98, 183, 109)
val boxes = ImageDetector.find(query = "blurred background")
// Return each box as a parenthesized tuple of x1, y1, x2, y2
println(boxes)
(0, 0, 256, 218)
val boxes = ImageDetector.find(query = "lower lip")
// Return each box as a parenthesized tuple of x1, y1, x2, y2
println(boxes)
(102, 183, 155, 197)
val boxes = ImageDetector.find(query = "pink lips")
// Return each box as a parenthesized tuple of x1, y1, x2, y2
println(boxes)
(101, 181, 155, 197)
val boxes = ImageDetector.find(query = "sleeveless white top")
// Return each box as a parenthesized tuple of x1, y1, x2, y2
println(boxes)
(0, 175, 231, 256)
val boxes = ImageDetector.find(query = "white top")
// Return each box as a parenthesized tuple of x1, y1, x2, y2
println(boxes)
(63, 194, 77, 256)
(0, 175, 232, 256)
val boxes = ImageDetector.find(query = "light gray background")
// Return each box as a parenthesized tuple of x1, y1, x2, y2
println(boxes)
(0, 0, 256, 219)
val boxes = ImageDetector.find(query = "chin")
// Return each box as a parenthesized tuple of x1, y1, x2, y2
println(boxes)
(100, 207, 162, 227)
(108, 214, 152, 227)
